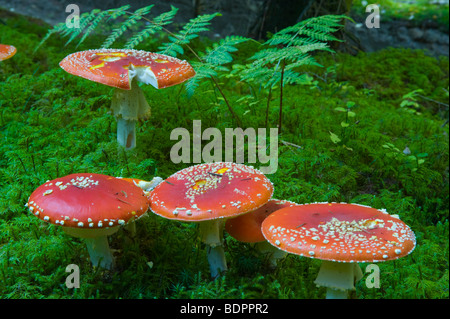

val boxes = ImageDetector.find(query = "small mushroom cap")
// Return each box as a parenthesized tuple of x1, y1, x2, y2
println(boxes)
(149, 162, 274, 222)
(226, 199, 298, 243)
(261, 202, 416, 263)
(59, 49, 196, 90)
(0, 44, 17, 61)
(27, 173, 149, 229)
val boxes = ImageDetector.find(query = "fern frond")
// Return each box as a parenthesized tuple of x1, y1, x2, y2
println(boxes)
(65, 9, 101, 47)
(76, 9, 110, 48)
(34, 22, 66, 53)
(201, 35, 249, 66)
(101, 5, 154, 48)
(266, 14, 348, 47)
(184, 62, 218, 97)
(183, 62, 230, 96)
(124, 6, 178, 49)
(158, 12, 221, 57)
(106, 5, 131, 20)
(240, 14, 348, 89)
(34, 5, 131, 52)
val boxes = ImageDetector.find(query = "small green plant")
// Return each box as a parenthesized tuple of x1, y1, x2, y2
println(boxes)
(238, 14, 350, 133)
(329, 100, 357, 151)
(382, 142, 428, 172)
(400, 89, 424, 115)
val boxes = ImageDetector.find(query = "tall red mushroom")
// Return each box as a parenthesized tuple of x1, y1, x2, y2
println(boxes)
(149, 162, 274, 278)
(59, 49, 196, 149)
(261, 202, 416, 298)
(0, 44, 16, 61)
(26, 173, 150, 269)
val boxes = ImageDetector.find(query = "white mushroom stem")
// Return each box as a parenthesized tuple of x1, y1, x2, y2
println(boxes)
(116, 118, 137, 150)
(254, 241, 288, 269)
(313, 260, 363, 299)
(111, 78, 151, 150)
(198, 219, 228, 278)
(84, 236, 115, 270)
(63, 227, 119, 270)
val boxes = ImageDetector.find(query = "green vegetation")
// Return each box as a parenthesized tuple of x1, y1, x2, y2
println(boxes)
(352, 0, 449, 30)
(0, 4, 448, 299)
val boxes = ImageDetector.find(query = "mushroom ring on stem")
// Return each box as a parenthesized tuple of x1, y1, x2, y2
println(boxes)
(59, 49, 196, 149)
(261, 202, 416, 299)
(26, 173, 150, 270)
(0, 44, 17, 61)
(149, 162, 274, 279)
(225, 199, 299, 268)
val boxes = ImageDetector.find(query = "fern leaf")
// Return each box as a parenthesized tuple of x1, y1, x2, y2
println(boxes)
(124, 6, 178, 49)
(183, 62, 229, 97)
(65, 9, 100, 47)
(201, 35, 249, 66)
(106, 5, 131, 20)
(76, 10, 110, 48)
(239, 14, 347, 89)
(158, 12, 221, 57)
(34, 22, 65, 53)
(101, 5, 154, 48)
(34, 5, 131, 52)
(184, 62, 217, 97)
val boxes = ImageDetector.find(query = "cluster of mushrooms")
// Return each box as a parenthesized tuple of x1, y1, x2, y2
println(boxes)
(26, 162, 416, 299)
(4, 47, 416, 298)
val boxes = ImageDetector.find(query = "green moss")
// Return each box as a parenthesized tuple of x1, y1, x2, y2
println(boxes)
(352, 0, 449, 31)
(0, 8, 448, 300)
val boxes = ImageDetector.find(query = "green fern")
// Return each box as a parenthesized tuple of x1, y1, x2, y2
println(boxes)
(76, 10, 111, 48)
(157, 12, 221, 57)
(34, 5, 173, 51)
(183, 36, 249, 97)
(239, 14, 349, 133)
(64, 9, 101, 47)
(201, 35, 249, 65)
(124, 6, 179, 49)
(101, 5, 155, 48)
(241, 14, 348, 87)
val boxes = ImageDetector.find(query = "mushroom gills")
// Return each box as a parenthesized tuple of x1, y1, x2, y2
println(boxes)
(128, 64, 159, 89)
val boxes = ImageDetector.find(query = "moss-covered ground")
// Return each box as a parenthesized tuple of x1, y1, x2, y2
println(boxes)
(0, 7, 448, 299)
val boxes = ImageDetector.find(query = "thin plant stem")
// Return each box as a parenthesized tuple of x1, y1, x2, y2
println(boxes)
(278, 59, 285, 134)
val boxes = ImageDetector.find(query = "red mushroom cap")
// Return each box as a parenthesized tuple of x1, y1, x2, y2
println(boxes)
(59, 49, 196, 90)
(0, 44, 17, 61)
(261, 202, 416, 263)
(226, 199, 298, 243)
(149, 162, 274, 222)
(27, 173, 149, 229)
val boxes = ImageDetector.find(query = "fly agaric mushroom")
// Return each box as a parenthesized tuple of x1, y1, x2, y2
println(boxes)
(149, 162, 274, 278)
(26, 173, 150, 269)
(0, 44, 16, 61)
(261, 202, 416, 299)
(59, 49, 196, 149)
(225, 199, 298, 268)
